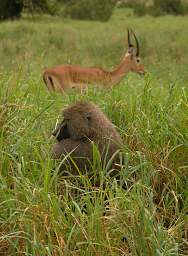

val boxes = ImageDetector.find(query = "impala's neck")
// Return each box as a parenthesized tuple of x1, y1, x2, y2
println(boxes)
(107, 55, 132, 86)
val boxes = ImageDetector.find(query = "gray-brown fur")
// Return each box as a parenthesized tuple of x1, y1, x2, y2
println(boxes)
(52, 101, 122, 176)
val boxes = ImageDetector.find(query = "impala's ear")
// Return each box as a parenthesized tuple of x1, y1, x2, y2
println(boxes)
(127, 28, 131, 47)
(127, 46, 134, 54)
(131, 29, 140, 57)
(127, 28, 140, 58)
(126, 46, 135, 59)
(127, 28, 134, 48)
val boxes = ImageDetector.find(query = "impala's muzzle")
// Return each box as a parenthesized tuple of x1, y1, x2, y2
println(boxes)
(139, 70, 146, 76)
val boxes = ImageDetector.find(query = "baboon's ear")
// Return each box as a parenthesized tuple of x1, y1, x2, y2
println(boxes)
(86, 112, 92, 121)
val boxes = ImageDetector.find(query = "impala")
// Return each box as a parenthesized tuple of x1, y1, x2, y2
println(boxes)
(43, 29, 146, 94)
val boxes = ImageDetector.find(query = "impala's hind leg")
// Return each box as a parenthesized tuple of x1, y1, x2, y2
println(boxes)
(44, 74, 66, 95)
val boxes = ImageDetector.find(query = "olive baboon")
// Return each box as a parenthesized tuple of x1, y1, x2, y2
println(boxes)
(52, 101, 122, 176)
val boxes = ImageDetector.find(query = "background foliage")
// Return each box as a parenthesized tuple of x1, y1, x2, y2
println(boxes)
(32, 0, 58, 15)
(1, 0, 188, 21)
(0, 0, 116, 21)
(63, 0, 116, 21)
(0, 7, 188, 255)
(120, 0, 188, 16)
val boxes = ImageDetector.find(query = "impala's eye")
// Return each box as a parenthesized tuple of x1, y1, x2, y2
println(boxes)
(136, 58, 141, 63)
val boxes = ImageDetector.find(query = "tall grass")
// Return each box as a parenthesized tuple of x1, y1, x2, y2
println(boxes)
(0, 8, 188, 255)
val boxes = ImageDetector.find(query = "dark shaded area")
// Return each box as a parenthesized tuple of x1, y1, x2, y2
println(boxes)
(52, 121, 71, 141)
(0, 0, 23, 20)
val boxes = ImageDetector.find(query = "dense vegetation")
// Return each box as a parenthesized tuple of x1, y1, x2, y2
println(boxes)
(117, 0, 188, 16)
(1, 0, 188, 21)
(63, 0, 116, 21)
(0, 0, 116, 21)
(0, 8, 188, 255)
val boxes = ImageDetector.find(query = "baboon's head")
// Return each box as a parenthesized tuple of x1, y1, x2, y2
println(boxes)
(52, 102, 96, 141)
(52, 101, 121, 144)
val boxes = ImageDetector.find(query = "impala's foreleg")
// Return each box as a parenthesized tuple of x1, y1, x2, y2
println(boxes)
(71, 83, 88, 94)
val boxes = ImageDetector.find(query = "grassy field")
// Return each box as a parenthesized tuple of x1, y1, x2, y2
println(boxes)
(0, 8, 188, 255)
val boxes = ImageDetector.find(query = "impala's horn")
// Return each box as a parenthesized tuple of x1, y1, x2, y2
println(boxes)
(127, 28, 133, 48)
(131, 29, 140, 57)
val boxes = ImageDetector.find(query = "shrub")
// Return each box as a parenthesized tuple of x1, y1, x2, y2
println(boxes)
(32, 0, 58, 15)
(122, 0, 187, 17)
(115, 1, 147, 16)
(116, 0, 132, 8)
(133, 3, 147, 16)
(64, 0, 116, 21)
(182, 2, 188, 14)
(153, 0, 184, 15)
(0, 0, 23, 20)
(148, 6, 164, 17)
